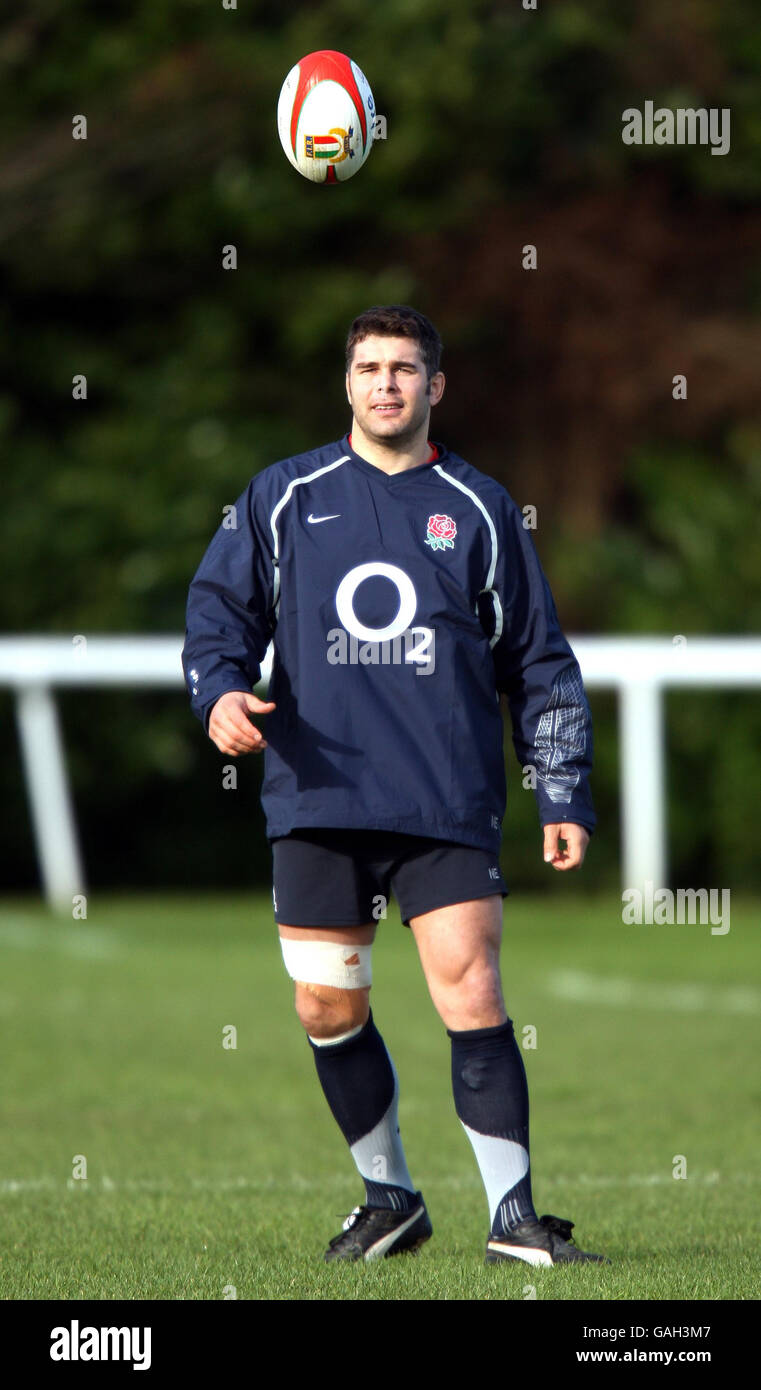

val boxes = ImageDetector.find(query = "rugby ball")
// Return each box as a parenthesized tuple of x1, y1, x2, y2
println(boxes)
(277, 49, 375, 183)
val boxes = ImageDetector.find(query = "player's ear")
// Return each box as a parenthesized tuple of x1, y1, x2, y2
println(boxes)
(345, 372, 352, 406)
(428, 371, 445, 407)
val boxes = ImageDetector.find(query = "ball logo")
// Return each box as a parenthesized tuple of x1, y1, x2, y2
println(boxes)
(305, 128, 353, 163)
(425, 514, 457, 551)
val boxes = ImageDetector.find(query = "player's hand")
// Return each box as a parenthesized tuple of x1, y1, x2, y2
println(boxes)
(542, 822, 589, 871)
(208, 690, 275, 755)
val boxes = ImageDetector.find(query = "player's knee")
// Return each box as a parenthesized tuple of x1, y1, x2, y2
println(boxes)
(293, 981, 370, 1037)
(435, 951, 500, 998)
(431, 958, 504, 1029)
(279, 936, 373, 1037)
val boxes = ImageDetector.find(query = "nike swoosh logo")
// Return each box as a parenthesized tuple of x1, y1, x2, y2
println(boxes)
(365, 1205, 426, 1261)
(307, 513, 341, 524)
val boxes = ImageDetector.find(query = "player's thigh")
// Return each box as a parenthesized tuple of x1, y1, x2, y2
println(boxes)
(409, 895, 504, 993)
(272, 832, 384, 1029)
(278, 922, 376, 943)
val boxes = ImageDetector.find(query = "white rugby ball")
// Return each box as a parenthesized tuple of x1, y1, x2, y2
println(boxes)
(277, 49, 375, 183)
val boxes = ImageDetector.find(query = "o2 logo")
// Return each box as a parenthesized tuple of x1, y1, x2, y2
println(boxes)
(336, 562, 415, 641)
(327, 562, 435, 674)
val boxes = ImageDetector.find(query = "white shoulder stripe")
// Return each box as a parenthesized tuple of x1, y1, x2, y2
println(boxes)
(433, 463, 498, 588)
(269, 455, 349, 611)
(433, 463, 503, 648)
(270, 455, 349, 559)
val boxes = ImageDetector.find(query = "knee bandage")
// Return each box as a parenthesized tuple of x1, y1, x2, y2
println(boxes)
(279, 936, 372, 989)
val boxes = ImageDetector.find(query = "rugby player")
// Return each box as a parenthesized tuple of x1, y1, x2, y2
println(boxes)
(182, 306, 607, 1267)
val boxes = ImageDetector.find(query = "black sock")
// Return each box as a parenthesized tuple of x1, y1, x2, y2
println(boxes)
(448, 1018, 538, 1234)
(309, 1011, 417, 1212)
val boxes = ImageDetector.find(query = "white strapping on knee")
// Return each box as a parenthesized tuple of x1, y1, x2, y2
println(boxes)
(279, 936, 373, 989)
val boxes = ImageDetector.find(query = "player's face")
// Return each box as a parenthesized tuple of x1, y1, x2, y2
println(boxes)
(346, 335, 444, 445)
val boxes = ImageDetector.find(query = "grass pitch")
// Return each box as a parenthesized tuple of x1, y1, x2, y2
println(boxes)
(0, 892, 759, 1301)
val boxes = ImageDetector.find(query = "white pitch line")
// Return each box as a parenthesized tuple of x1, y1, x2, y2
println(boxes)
(0, 1174, 316, 1195)
(547, 969, 761, 1015)
(0, 921, 122, 959)
(434, 1172, 760, 1189)
(2, 1171, 759, 1196)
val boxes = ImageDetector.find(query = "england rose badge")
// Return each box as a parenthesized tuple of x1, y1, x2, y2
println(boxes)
(425, 514, 457, 551)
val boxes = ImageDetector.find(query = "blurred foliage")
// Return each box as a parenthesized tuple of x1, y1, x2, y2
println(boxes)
(1, 0, 760, 892)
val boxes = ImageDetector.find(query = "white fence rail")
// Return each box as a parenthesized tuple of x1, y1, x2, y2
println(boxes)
(1, 636, 759, 911)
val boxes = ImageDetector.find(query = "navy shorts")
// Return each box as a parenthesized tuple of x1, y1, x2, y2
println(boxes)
(271, 828, 508, 928)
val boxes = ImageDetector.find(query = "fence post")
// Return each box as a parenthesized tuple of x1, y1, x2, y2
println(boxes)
(15, 685, 85, 913)
(618, 680, 665, 893)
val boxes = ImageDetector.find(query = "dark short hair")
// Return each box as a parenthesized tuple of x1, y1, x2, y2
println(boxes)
(345, 305, 443, 381)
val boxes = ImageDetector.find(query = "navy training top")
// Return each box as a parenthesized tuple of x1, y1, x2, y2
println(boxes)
(181, 435, 595, 854)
